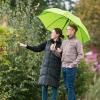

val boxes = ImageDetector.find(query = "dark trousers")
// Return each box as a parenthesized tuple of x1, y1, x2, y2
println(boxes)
(42, 85, 58, 100)
(62, 67, 77, 100)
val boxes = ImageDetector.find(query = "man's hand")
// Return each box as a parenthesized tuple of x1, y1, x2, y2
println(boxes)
(50, 43, 56, 51)
(66, 66, 72, 68)
(57, 48, 62, 53)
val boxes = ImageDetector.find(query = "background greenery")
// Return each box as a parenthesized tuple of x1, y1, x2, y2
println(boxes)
(0, 0, 99, 100)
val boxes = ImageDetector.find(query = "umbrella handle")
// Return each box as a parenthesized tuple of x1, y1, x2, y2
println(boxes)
(54, 36, 59, 44)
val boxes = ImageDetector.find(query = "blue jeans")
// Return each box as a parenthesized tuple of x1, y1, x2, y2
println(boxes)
(62, 67, 77, 100)
(42, 86, 58, 100)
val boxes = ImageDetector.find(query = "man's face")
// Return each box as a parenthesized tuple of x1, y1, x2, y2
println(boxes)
(66, 26, 75, 36)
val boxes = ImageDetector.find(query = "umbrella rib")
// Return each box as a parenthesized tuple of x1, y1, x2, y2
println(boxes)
(47, 16, 67, 29)
(79, 26, 84, 45)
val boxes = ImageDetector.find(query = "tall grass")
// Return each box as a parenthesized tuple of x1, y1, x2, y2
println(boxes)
(83, 73, 100, 100)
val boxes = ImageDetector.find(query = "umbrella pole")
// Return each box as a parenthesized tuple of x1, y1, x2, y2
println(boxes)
(62, 18, 69, 31)
(54, 19, 69, 44)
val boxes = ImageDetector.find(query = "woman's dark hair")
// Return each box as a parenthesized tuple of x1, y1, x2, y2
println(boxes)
(54, 28, 64, 39)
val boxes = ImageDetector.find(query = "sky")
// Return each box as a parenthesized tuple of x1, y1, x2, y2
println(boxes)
(65, 0, 79, 10)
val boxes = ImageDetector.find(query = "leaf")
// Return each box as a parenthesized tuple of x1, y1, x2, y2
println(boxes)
(0, 27, 6, 35)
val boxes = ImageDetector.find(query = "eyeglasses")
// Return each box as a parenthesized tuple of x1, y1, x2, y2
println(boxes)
(66, 29, 74, 31)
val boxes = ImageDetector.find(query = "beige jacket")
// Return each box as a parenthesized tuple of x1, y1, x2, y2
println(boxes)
(53, 34, 84, 68)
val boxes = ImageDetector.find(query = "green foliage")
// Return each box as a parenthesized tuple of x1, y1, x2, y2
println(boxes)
(74, 58, 92, 98)
(83, 73, 100, 100)
(0, 1, 45, 99)
(0, 26, 6, 35)
(2, 0, 76, 14)
(0, 0, 94, 100)
(74, 0, 100, 50)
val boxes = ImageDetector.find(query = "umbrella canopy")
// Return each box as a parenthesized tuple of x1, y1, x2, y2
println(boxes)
(38, 8, 90, 45)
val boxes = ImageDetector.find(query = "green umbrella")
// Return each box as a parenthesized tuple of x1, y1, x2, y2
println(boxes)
(38, 8, 90, 45)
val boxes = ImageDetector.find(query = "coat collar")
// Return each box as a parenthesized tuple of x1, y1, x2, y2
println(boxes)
(67, 34, 76, 40)
(50, 39, 61, 44)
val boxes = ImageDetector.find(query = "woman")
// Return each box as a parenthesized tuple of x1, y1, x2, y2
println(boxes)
(18, 28, 64, 100)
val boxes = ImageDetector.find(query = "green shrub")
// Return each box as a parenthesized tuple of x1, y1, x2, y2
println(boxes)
(83, 73, 100, 100)
(0, 1, 45, 100)
(0, 1, 94, 100)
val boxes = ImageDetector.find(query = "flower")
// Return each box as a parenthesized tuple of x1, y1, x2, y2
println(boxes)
(3, 51, 8, 55)
(32, 26, 34, 29)
(40, 26, 43, 28)
(20, 27, 23, 30)
(15, 34, 20, 37)
(35, 8, 37, 10)
(37, 3, 40, 7)
(10, 31, 13, 34)
(3, 47, 6, 50)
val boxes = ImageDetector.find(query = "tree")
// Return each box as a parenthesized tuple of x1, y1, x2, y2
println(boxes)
(74, 0, 100, 49)
(0, 0, 77, 13)
(0, 1, 43, 99)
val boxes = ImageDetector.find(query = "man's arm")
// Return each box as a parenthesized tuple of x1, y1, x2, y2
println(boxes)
(52, 49, 62, 58)
(51, 44, 63, 58)
(70, 41, 84, 68)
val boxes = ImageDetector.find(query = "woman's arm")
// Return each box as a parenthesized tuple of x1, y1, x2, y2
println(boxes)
(18, 41, 47, 52)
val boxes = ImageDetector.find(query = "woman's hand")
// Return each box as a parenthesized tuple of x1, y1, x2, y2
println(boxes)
(18, 42, 27, 47)
(50, 43, 56, 51)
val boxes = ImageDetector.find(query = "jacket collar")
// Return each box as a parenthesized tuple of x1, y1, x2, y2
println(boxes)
(51, 39, 61, 44)
(67, 34, 76, 40)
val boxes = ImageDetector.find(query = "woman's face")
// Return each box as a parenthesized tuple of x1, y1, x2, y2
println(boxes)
(51, 30, 59, 40)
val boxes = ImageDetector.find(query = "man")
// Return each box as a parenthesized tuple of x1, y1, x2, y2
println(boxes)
(51, 24, 84, 100)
